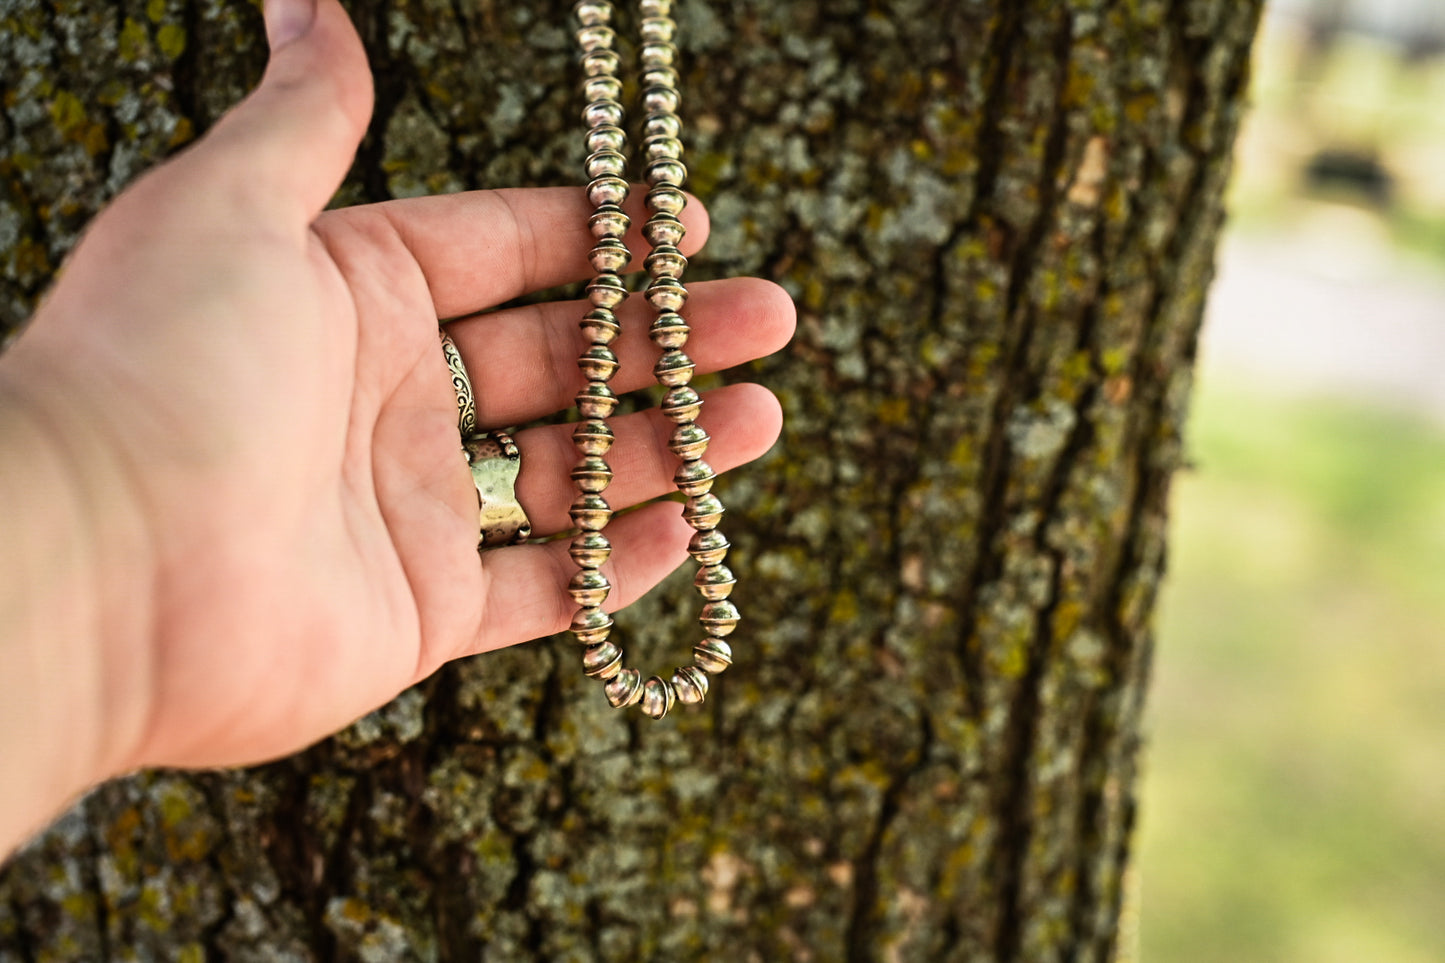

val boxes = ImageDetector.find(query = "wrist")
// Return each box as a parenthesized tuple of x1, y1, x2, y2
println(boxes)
(0, 343, 156, 853)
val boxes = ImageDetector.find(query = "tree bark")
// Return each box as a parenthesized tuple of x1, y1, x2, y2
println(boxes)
(0, 0, 1262, 959)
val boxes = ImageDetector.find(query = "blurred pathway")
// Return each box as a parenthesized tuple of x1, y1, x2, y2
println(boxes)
(1201, 208, 1445, 423)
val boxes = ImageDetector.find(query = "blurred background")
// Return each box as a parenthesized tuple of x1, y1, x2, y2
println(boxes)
(1138, 0, 1445, 960)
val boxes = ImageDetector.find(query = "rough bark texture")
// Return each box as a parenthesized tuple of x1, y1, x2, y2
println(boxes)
(0, 0, 1261, 959)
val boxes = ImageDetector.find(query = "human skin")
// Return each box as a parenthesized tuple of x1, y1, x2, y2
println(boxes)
(0, 0, 794, 856)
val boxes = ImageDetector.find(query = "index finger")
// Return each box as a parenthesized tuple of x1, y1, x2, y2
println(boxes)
(316, 186, 711, 320)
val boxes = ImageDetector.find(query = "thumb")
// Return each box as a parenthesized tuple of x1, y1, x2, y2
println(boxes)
(178, 0, 374, 224)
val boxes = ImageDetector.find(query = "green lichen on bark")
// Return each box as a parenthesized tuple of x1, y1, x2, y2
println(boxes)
(1, 0, 1262, 959)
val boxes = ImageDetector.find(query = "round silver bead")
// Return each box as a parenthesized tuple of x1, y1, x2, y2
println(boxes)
(645, 185, 687, 216)
(582, 641, 624, 680)
(582, 75, 623, 105)
(639, 67, 680, 92)
(580, 49, 620, 78)
(605, 667, 645, 708)
(569, 493, 613, 531)
(573, 1, 612, 28)
(648, 312, 690, 348)
(693, 638, 733, 675)
(589, 204, 631, 240)
(586, 273, 628, 310)
(644, 244, 687, 279)
(641, 135, 684, 162)
(639, 16, 676, 43)
(683, 492, 725, 530)
(654, 349, 696, 387)
(645, 277, 688, 312)
(642, 86, 681, 116)
(673, 458, 715, 496)
(577, 343, 619, 382)
(639, 41, 677, 68)
(694, 564, 736, 601)
(575, 24, 617, 53)
(582, 100, 625, 129)
(639, 676, 676, 719)
(672, 665, 709, 704)
(645, 158, 688, 188)
(570, 456, 614, 494)
(700, 599, 740, 637)
(668, 422, 710, 459)
(589, 238, 631, 275)
(570, 606, 614, 644)
(569, 569, 612, 607)
(579, 307, 621, 344)
(688, 529, 730, 566)
(573, 419, 615, 456)
(570, 531, 612, 568)
(660, 385, 702, 423)
(586, 175, 629, 208)
(575, 383, 619, 418)
(639, 0, 672, 17)
(584, 123, 626, 154)
(642, 213, 686, 247)
(642, 113, 682, 140)
(585, 148, 628, 180)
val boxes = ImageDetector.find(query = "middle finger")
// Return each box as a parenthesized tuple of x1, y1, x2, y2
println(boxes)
(444, 276, 794, 427)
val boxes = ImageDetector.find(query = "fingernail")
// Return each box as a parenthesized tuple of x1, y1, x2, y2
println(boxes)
(264, 0, 318, 51)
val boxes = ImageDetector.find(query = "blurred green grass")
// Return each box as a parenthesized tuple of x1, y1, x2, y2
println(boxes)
(1139, 383, 1445, 963)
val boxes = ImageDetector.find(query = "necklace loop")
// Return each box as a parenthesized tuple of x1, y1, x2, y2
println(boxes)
(567, 0, 737, 718)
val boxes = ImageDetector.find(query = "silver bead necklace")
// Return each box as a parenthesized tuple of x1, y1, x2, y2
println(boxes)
(567, 0, 739, 719)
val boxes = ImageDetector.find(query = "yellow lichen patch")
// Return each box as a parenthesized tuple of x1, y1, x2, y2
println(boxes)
(1050, 598, 1084, 642)
(829, 589, 858, 623)
(168, 116, 195, 148)
(948, 435, 975, 470)
(157, 22, 187, 59)
(876, 396, 910, 426)
(48, 89, 86, 134)
(340, 897, 371, 923)
(119, 17, 149, 62)
(61, 892, 94, 919)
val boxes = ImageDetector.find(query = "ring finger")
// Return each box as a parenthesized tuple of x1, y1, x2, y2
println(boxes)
(508, 381, 782, 538)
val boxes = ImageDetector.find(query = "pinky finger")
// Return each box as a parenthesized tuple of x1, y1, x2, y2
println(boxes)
(469, 500, 696, 656)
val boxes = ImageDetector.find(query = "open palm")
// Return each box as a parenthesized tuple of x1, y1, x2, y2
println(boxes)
(5, 0, 791, 778)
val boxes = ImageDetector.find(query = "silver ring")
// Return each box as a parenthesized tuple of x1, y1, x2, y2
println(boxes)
(463, 430, 531, 549)
(440, 329, 476, 436)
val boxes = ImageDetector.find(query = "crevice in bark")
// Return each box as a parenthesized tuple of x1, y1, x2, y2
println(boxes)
(79, 797, 114, 961)
(953, 0, 1076, 688)
(261, 763, 338, 957)
(966, 3, 1026, 224)
(169, 0, 206, 141)
(194, 776, 240, 952)
(350, 0, 405, 203)
(992, 543, 1062, 962)
(843, 711, 932, 962)
(5, 891, 37, 963)
(987, 15, 1085, 954)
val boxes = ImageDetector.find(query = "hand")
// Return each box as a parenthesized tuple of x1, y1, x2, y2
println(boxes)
(0, 0, 793, 796)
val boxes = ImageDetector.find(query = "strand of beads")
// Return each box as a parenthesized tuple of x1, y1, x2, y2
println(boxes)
(567, 0, 740, 720)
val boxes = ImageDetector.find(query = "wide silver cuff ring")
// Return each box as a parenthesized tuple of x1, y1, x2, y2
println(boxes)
(441, 329, 531, 550)
(464, 430, 531, 548)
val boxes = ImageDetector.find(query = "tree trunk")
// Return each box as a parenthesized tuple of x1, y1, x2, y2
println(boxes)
(0, 0, 1261, 959)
